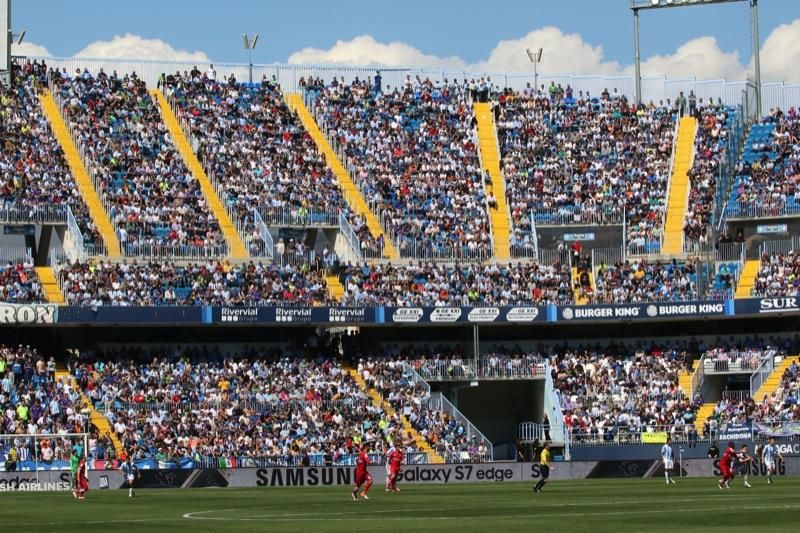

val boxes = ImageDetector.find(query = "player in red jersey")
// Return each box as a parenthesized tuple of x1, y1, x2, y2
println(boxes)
(718, 441, 736, 489)
(387, 445, 404, 493)
(352, 444, 373, 500)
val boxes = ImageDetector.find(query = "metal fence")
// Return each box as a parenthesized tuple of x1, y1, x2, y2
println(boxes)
(750, 355, 776, 398)
(34, 56, 800, 112)
(760, 237, 800, 258)
(256, 206, 340, 228)
(0, 204, 68, 223)
(427, 392, 493, 461)
(410, 358, 547, 381)
(122, 243, 230, 261)
(703, 356, 767, 375)
(568, 424, 706, 447)
(0, 246, 33, 265)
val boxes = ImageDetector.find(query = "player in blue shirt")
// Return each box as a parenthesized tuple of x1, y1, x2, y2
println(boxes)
(120, 457, 141, 497)
(761, 437, 784, 484)
(661, 436, 676, 485)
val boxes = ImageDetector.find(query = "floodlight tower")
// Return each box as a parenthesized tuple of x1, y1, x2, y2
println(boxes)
(243, 33, 259, 84)
(525, 47, 543, 93)
(630, 0, 762, 117)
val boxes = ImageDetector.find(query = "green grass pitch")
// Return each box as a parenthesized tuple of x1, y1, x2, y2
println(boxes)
(3, 477, 799, 532)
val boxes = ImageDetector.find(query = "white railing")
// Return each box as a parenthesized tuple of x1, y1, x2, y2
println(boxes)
(35, 56, 800, 113)
(410, 358, 547, 381)
(0, 246, 33, 265)
(64, 206, 87, 262)
(337, 211, 364, 260)
(660, 114, 682, 253)
(0, 204, 68, 223)
(545, 367, 568, 454)
(121, 243, 229, 261)
(518, 422, 547, 443)
(690, 358, 705, 398)
(256, 206, 340, 227)
(750, 355, 776, 398)
(530, 206, 624, 227)
(721, 390, 750, 403)
(726, 201, 800, 220)
(427, 391, 493, 462)
(250, 209, 274, 259)
(704, 356, 768, 375)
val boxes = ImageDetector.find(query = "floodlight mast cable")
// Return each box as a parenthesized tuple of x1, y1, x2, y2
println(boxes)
(243, 33, 260, 84)
(630, 0, 761, 118)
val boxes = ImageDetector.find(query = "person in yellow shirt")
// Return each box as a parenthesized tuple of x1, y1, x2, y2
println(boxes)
(533, 442, 552, 493)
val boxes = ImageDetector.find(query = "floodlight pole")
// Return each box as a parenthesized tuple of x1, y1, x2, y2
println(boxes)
(243, 33, 259, 84)
(750, 0, 761, 118)
(631, 0, 761, 116)
(633, 7, 641, 107)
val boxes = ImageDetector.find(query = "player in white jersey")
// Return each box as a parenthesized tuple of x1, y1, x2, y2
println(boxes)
(733, 444, 754, 488)
(661, 436, 676, 484)
(762, 437, 784, 484)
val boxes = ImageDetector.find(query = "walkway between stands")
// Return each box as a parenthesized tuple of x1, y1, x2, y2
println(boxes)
(55, 368, 124, 456)
(38, 90, 121, 257)
(149, 90, 248, 259)
(35, 266, 64, 304)
(346, 367, 444, 464)
(735, 260, 760, 298)
(474, 103, 510, 260)
(663, 116, 697, 255)
(753, 356, 798, 401)
(285, 93, 398, 260)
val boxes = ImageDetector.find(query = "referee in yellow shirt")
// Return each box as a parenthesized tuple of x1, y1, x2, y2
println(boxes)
(533, 442, 552, 493)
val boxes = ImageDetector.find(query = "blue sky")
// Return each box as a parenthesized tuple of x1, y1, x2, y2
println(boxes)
(12, 0, 800, 81)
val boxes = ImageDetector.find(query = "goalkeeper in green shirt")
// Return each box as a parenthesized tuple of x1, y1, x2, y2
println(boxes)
(70, 449, 81, 499)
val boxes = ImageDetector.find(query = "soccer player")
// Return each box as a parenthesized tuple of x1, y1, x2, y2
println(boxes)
(533, 442, 552, 493)
(120, 456, 141, 497)
(76, 454, 89, 499)
(352, 443, 373, 500)
(384, 441, 396, 492)
(387, 445, 404, 493)
(718, 441, 736, 489)
(762, 437, 784, 484)
(733, 444, 754, 488)
(661, 436, 676, 485)
(70, 448, 81, 499)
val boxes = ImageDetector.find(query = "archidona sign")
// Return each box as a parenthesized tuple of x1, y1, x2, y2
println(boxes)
(0, 304, 57, 324)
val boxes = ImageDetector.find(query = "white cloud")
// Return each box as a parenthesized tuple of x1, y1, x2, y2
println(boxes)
(474, 26, 621, 75)
(286, 21, 800, 84)
(73, 33, 210, 62)
(288, 34, 466, 68)
(12, 41, 51, 57)
(755, 19, 800, 84)
(625, 36, 746, 80)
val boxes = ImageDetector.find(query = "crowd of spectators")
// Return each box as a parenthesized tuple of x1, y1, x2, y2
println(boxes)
(495, 86, 676, 255)
(315, 76, 492, 259)
(683, 102, 736, 247)
(357, 357, 489, 462)
(732, 108, 800, 216)
(56, 259, 331, 306)
(75, 351, 408, 465)
(551, 344, 699, 443)
(52, 68, 225, 254)
(1, 65, 101, 250)
(0, 261, 45, 304)
(336, 261, 573, 306)
(0, 344, 91, 469)
(164, 70, 380, 256)
(590, 258, 699, 303)
(752, 252, 800, 297)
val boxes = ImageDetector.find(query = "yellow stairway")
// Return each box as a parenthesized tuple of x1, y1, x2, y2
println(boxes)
(38, 90, 120, 257)
(149, 89, 247, 259)
(695, 402, 718, 436)
(678, 359, 700, 397)
(735, 259, 761, 298)
(347, 368, 444, 464)
(753, 356, 798, 401)
(326, 274, 345, 303)
(35, 266, 65, 304)
(662, 116, 697, 255)
(474, 102, 510, 260)
(55, 370, 124, 456)
(285, 93, 397, 260)
(571, 267, 593, 305)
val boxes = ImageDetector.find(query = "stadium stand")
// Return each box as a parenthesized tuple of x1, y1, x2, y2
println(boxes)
(0, 261, 46, 303)
(314, 77, 492, 260)
(0, 71, 102, 250)
(590, 258, 699, 304)
(495, 86, 676, 255)
(752, 252, 800, 297)
(52, 68, 226, 256)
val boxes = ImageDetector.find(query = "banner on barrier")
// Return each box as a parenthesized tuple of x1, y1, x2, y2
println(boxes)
(734, 297, 800, 315)
(559, 301, 725, 322)
(0, 303, 57, 324)
(753, 422, 800, 438)
(385, 306, 546, 324)
(718, 422, 753, 441)
(212, 307, 376, 325)
(641, 432, 668, 444)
